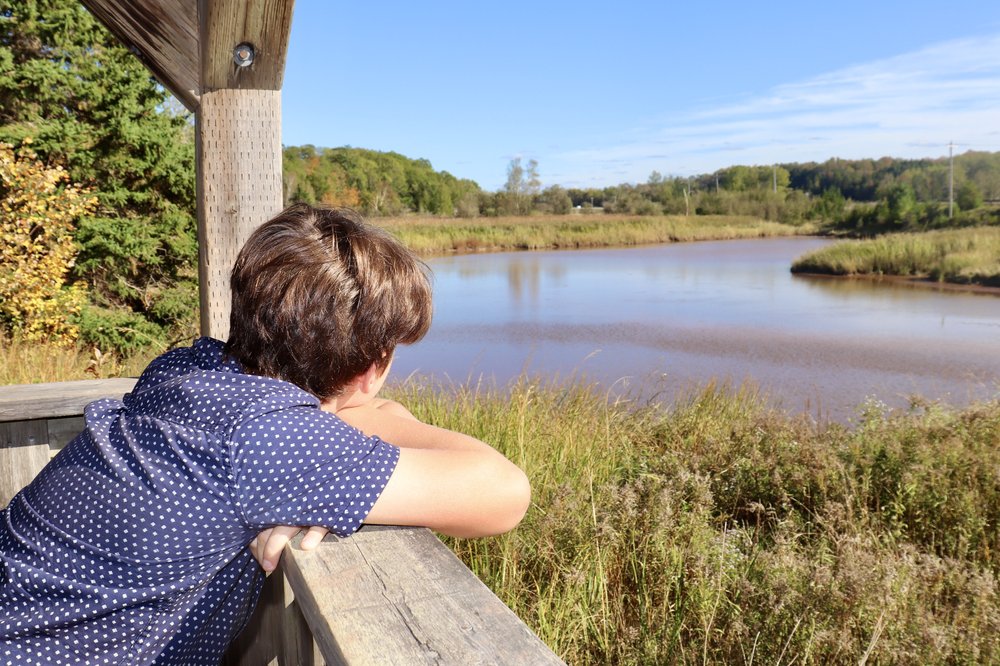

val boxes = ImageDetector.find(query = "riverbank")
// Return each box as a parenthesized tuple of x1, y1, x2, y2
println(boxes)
(794, 270, 1000, 297)
(378, 213, 815, 255)
(791, 226, 1000, 289)
(387, 377, 1000, 665)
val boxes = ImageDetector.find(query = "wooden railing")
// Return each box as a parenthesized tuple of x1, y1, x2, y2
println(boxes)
(0, 380, 563, 665)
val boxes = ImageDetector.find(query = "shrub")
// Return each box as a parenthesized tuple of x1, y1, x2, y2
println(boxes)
(0, 142, 96, 344)
(75, 304, 167, 357)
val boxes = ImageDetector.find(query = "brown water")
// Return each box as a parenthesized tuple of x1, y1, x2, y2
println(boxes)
(391, 238, 1000, 422)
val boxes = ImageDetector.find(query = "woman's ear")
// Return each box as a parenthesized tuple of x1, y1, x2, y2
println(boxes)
(358, 362, 382, 394)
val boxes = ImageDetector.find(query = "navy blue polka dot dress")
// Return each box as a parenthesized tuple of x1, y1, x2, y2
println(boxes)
(0, 338, 399, 664)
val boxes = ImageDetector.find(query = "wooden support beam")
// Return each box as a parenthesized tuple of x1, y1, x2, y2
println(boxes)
(200, 0, 294, 91)
(196, 88, 284, 340)
(80, 0, 201, 111)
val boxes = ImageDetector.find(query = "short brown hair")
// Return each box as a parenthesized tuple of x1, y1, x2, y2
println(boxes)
(225, 204, 432, 400)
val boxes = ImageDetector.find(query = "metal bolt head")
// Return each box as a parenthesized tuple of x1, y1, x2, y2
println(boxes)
(233, 43, 255, 68)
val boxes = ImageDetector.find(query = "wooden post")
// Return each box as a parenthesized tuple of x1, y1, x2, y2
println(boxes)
(196, 88, 284, 340)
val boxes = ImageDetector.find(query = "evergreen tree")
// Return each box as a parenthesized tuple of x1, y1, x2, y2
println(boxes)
(0, 0, 197, 352)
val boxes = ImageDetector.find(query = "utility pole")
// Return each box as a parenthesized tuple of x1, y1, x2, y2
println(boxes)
(772, 164, 777, 193)
(948, 141, 955, 219)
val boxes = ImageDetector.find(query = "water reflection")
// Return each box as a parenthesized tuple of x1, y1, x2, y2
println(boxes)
(393, 238, 1000, 422)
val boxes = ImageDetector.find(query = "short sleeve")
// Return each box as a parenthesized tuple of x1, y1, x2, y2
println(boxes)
(230, 405, 399, 537)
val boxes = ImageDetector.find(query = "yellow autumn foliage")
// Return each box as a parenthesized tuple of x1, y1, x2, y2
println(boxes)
(0, 141, 97, 343)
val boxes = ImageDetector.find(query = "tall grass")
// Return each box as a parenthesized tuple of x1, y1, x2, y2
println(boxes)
(379, 214, 814, 255)
(0, 335, 156, 384)
(792, 226, 1000, 287)
(386, 377, 1000, 664)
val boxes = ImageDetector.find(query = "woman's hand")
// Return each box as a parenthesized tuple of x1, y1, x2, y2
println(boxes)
(249, 524, 329, 572)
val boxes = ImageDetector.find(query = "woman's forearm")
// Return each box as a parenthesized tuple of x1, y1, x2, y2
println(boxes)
(334, 403, 496, 455)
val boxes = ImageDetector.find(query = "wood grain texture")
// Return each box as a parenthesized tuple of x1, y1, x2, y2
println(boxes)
(46, 416, 86, 450)
(80, 0, 200, 110)
(83, 0, 295, 107)
(0, 420, 49, 506)
(0, 379, 137, 422)
(200, 0, 294, 91)
(196, 88, 283, 339)
(282, 526, 565, 666)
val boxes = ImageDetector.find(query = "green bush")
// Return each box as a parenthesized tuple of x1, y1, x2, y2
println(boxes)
(75, 304, 167, 356)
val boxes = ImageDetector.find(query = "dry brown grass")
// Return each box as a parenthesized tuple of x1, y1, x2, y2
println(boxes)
(0, 335, 156, 385)
(376, 214, 814, 255)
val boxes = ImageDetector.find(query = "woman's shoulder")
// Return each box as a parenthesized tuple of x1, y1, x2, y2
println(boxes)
(124, 338, 320, 430)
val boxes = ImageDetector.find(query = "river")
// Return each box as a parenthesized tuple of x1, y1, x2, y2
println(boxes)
(390, 237, 1000, 422)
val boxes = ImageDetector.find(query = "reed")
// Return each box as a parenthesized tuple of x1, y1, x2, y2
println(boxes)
(386, 377, 1000, 664)
(792, 226, 1000, 287)
(377, 214, 813, 255)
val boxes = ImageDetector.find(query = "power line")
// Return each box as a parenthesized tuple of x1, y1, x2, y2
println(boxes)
(948, 140, 954, 219)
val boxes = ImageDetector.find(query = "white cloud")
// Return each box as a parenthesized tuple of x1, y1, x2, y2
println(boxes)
(548, 33, 1000, 185)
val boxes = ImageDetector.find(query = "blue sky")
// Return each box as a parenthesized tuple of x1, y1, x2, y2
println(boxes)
(281, 1, 1000, 191)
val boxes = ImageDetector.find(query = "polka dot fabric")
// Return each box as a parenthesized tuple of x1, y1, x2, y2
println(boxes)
(0, 338, 399, 664)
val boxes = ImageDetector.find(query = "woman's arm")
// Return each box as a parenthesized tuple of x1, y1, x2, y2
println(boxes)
(251, 400, 530, 570)
(336, 405, 531, 538)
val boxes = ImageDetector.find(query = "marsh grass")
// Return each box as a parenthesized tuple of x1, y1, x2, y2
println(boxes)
(378, 214, 813, 255)
(386, 377, 1000, 664)
(792, 226, 1000, 287)
(0, 335, 157, 384)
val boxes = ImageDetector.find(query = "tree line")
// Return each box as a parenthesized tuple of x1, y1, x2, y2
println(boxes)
(560, 155, 999, 229)
(283, 148, 1000, 232)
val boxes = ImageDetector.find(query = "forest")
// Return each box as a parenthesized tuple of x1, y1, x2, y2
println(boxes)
(2, 0, 999, 355)
(282, 146, 1000, 231)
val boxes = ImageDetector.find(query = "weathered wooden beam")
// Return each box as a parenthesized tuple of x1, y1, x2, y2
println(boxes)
(282, 526, 565, 665)
(196, 88, 284, 339)
(0, 379, 136, 506)
(0, 378, 137, 422)
(0, 420, 49, 507)
(221, 564, 322, 666)
(200, 0, 294, 91)
(80, 0, 201, 111)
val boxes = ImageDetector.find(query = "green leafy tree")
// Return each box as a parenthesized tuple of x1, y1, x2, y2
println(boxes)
(0, 0, 198, 352)
(538, 185, 572, 214)
(956, 180, 983, 212)
(878, 183, 918, 226)
(811, 187, 847, 221)
(283, 146, 475, 216)
(960, 151, 1000, 201)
